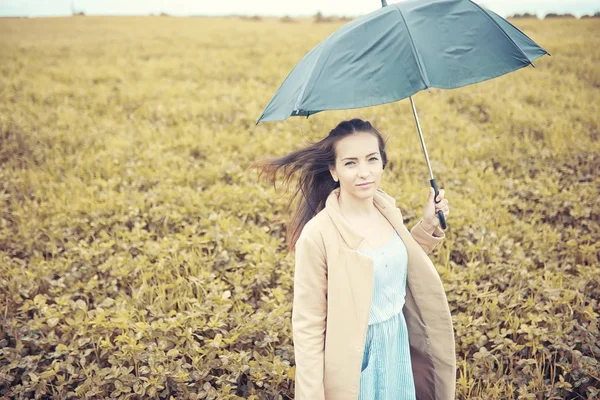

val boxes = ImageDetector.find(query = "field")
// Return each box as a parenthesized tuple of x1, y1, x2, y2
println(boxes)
(0, 15, 599, 399)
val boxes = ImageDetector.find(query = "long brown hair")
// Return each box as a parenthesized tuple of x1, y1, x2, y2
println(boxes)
(248, 119, 388, 252)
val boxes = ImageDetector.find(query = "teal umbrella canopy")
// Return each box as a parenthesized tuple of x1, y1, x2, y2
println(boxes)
(256, 0, 549, 124)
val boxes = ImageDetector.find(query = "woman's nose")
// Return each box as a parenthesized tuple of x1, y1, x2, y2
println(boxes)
(357, 163, 370, 177)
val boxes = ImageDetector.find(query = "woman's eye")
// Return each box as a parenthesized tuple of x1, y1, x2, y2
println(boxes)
(345, 158, 378, 166)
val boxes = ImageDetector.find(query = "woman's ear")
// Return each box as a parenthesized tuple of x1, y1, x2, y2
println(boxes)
(329, 166, 338, 182)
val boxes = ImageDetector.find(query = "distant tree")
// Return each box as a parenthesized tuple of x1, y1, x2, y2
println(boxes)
(508, 12, 538, 19)
(313, 11, 334, 23)
(544, 13, 576, 19)
(581, 11, 600, 19)
(280, 16, 296, 23)
(71, 0, 85, 16)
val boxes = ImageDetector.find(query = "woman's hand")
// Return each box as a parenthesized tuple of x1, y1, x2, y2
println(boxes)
(421, 187, 450, 232)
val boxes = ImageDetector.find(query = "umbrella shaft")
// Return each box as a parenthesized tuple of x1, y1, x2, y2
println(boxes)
(409, 96, 434, 181)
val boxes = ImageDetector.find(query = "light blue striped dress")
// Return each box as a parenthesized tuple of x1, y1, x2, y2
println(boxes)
(357, 229, 416, 400)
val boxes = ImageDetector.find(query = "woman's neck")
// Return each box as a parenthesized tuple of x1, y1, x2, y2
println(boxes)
(337, 189, 377, 218)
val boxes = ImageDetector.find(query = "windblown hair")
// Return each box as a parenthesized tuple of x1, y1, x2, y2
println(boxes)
(249, 118, 388, 252)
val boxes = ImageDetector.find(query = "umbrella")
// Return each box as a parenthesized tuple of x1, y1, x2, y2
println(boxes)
(256, 0, 550, 229)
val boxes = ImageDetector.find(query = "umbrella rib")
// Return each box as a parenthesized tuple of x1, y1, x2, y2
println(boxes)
(294, 10, 386, 113)
(293, 42, 332, 113)
(393, 5, 431, 89)
(466, 0, 536, 67)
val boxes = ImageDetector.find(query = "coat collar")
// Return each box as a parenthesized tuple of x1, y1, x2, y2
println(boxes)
(324, 187, 405, 250)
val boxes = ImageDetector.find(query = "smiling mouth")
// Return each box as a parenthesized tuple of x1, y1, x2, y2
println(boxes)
(356, 182, 373, 187)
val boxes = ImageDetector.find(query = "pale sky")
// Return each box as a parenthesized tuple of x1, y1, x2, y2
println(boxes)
(0, 0, 598, 18)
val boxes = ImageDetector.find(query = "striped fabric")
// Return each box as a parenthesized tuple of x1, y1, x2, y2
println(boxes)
(357, 230, 416, 400)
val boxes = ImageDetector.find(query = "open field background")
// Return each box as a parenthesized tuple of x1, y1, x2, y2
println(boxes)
(0, 15, 599, 400)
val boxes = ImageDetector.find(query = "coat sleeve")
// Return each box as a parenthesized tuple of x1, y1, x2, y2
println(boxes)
(292, 234, 327, 400)
(410, 219, 445, 254)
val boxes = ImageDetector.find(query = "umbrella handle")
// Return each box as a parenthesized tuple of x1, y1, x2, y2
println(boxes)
(430, 178, 447, 230)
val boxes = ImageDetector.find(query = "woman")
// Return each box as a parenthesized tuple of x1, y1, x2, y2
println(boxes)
(250, 119, 456, 400)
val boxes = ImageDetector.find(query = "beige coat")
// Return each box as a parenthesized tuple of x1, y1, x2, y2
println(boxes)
(292, 187, 456, 400)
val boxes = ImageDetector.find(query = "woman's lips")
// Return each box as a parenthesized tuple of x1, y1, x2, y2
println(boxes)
(356, 182, 373, 188)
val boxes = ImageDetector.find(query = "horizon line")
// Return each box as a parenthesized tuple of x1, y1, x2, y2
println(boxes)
(1, 11, 598, 19)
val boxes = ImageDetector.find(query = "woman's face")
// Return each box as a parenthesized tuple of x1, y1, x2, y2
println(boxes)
(329, 131, 384, 200)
